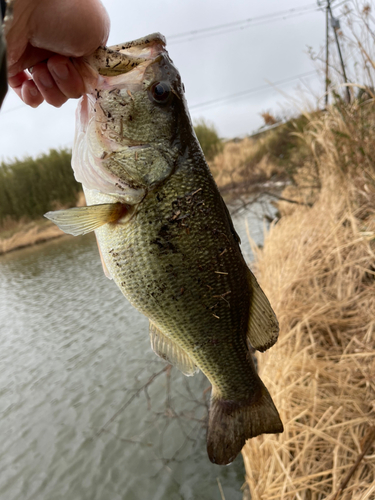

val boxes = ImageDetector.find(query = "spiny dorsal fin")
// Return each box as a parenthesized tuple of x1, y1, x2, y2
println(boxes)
(247, 268, 279, 352)
(44, 203, 127, 236)
(149, 322, 199, 377)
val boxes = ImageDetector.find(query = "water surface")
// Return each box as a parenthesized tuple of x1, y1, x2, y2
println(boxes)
(0, 199, 275, 500)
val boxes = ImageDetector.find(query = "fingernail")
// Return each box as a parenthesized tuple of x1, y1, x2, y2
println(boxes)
(38, 72, 54, 89)
(29, 87, 38, 97)
(51, 63, 69, 80)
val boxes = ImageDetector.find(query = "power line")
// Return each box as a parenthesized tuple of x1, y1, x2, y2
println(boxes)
(189, 70, 317, 111)
(168, 3, 317, 39)
(2, 72, 318, 116)
(1, 5, 324, 116)
(170, 9, 320, 44)
(168, 4, 320, 44)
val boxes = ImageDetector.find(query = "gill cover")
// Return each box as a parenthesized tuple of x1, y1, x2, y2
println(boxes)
(71, 33, 180, 204)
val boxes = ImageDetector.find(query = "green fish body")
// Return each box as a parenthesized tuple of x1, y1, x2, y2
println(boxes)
(46, 33, 283, 465)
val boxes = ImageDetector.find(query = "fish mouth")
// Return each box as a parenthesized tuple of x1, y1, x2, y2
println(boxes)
(106, 33, 167, 66)
(72, 34, 172, 203)
(74, 33, 167, 93)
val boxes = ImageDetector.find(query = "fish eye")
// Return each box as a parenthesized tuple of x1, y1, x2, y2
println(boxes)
(149, 81, 172, 104)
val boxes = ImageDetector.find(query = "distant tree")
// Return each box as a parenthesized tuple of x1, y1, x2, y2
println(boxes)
(194, 119, 223, 161)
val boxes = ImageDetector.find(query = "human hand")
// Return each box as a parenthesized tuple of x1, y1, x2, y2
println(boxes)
(6, 0, 110, 108)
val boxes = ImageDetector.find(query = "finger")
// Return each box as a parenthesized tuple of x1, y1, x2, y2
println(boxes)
(7, 44, 55, 77)
(21, 79, 44, 107)
(47, 55, 85, 99)
(8, 69, 31, 89)
(8, 70, 44, 108)
(29, 0, 110, 57)
(31, 62, 68, 107)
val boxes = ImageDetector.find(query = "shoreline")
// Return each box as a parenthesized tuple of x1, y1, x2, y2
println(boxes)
(0, 192, 87, 256)
(0, 219, 67, 255)
(0, 181, 286, 256)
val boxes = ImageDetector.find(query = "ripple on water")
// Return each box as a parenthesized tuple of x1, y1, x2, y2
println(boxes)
(0, 200, 276, 499)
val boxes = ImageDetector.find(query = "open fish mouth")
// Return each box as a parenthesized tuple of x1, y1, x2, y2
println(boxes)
(73, 33, 167, 94)
(71, 34, 170, 202)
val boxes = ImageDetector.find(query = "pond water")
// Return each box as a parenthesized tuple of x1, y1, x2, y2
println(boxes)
(0, 198, 276, 500)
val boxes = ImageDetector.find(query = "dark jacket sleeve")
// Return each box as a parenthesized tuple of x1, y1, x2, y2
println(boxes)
(0, 0, 8, 108)
(0, 0, 6, 20)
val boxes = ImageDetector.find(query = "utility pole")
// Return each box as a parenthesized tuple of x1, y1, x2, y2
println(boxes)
(327, 1, 351, 103)
(325, 0, 330, 107)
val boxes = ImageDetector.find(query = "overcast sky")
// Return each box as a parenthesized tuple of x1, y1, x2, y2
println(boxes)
(0, 0, 335, 162)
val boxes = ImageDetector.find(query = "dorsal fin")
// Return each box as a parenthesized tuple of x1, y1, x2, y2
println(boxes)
(246, 268, 279, 352)
(149, 322, 199, 376)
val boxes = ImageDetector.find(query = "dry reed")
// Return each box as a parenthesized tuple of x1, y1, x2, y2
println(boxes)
(209, 137, 280, 194)
(242, 98, 375, 499)
(0, 221, 66, 254)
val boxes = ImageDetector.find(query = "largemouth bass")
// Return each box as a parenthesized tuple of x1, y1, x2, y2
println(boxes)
(45, 33, 283, 465)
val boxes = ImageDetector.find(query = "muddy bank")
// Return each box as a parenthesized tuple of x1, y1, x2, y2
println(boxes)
(0, 192, 87, 255)
(0, 220, 68, 255)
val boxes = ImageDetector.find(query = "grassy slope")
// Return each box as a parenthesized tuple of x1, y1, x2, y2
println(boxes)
(241, 98, 375, 499)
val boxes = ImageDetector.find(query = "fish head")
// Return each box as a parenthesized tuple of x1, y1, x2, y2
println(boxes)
(72, 34, 195, 205)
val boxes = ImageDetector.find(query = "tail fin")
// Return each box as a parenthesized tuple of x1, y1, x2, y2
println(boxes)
(206, 383, 283, 465)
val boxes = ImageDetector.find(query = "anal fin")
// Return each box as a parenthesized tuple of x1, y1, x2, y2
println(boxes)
(247, 268, 279, 352)
(149, 322, 199, 377)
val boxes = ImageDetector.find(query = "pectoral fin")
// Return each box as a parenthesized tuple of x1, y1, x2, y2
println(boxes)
(44, 203, 128, 236)
(149, 322, 199, 377)
(247, 268, 279, 352)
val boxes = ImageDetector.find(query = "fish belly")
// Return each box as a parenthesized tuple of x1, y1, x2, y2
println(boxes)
(89, 170, 253, 395)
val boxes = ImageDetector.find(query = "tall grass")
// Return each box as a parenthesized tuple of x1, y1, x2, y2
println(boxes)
(242, 66, 375, 500)
(0, 148, 81, 228)
(208, 114, 312, 199)
(241, 4, 375, 496)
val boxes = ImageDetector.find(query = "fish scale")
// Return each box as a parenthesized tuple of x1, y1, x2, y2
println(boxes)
(91, 165, 252, 398)
(45, 32, 283, 465)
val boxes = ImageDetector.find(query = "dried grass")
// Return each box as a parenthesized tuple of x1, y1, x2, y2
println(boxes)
(209, 138, 259, 188)
(242, 99, 375, 499)
(209, 137, 280, 194)
(0, 221, 65, 254)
